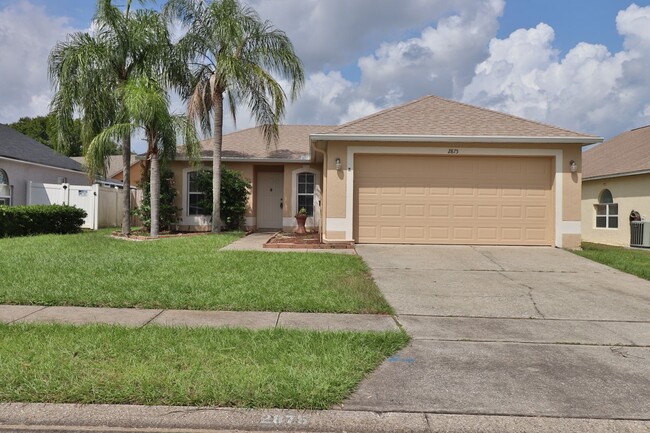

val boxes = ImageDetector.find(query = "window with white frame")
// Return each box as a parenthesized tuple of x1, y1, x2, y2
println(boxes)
(187, 171, 206, 215)
(0, 169, 10, 205)
(595, 189, 618, 229)
(297, 172, 315, 216)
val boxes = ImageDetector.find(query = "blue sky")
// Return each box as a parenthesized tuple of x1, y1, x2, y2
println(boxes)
(2, 0, 650, 149)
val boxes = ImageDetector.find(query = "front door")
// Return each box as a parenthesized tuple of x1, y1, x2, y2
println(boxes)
(257, 171, 284, 229)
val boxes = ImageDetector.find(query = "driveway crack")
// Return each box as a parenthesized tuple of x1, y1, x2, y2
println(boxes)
(499, 271, 546, 319)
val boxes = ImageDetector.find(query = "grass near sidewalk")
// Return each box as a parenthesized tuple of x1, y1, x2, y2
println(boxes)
(574, 242, 650, 281)
(0, 323, 409, 408)
(0, 229, 391, 313)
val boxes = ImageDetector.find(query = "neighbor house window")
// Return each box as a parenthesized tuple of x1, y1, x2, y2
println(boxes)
(297, 172, 314, 216)
(187, 171, 206, 215)
(0, 169, 10, 205)
(595, 189, 618, 229)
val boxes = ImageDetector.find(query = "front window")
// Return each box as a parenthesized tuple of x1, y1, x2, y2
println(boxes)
(595, 189, 618, 228)
(297, 172, 314, 217)
(187, 171, 206, 215)
(0, 169, 10, 205)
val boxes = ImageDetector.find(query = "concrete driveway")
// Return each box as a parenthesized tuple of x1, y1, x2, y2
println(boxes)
(343, 245, 650, 420)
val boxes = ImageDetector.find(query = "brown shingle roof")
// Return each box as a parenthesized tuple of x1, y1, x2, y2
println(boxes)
(189, 124, 331, 160)
(71, 155, 138, 178)
(323, 95, 600, 139)
(583, 125, 650, 180)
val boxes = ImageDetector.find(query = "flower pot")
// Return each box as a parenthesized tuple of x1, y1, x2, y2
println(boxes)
(295, 214, 307, 234)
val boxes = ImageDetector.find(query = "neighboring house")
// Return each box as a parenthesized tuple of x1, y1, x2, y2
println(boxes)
(0, 124, 90, 206)
(172, 95, 601, 248)
(72, 155, 141, 186)
(582, 125, 650, 246)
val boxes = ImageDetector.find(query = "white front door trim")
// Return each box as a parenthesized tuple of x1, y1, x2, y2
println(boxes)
(337, 146, 565, 246)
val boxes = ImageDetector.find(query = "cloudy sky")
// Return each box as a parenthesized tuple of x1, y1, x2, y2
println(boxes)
(1, 0, 650, 152)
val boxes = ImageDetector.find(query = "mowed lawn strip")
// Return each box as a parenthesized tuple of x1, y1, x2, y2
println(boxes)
(0, 323, 409, 408)
(0, 230, 392, 313)
(575, 242, 650, 281)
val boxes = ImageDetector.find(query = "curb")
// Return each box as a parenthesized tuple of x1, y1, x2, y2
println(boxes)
(1, 403, 649, 433)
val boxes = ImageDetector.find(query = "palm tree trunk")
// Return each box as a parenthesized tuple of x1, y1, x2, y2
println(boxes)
(150, 152, 160, 238)
(212, 92, 224, 233)
(121, 133, 131, 235)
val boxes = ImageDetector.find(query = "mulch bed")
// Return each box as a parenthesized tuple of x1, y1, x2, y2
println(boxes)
(264, 231, 355, 249)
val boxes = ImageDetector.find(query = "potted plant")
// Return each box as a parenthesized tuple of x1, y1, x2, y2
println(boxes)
(295, 207, 308, 234)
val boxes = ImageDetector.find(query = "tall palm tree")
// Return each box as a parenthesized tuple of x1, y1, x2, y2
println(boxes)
(88, 77, 199, 237)
(49, 0, 172, 235)
(165, 0, 304, 232)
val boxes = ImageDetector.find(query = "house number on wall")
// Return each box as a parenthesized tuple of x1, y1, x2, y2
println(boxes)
(448, 148, 459, 154)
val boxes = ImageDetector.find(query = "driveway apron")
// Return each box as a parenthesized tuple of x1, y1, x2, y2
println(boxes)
(343, 245, 650, 419)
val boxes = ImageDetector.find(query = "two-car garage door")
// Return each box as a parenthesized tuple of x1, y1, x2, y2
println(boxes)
(354, 154, 554, 245)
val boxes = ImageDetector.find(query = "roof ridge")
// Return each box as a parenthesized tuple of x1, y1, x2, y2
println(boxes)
(429, 95, 599, 138)
(327, 95, 434, 133)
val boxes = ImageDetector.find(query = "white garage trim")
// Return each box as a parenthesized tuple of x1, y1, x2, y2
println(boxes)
(332, 146, 566, 247)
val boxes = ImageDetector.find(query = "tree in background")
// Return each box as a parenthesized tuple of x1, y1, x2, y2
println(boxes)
(6, 115, 92, 157)
(165, 0, 304, 233)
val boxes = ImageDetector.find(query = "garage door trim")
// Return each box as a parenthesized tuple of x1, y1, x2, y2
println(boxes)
(332, 146, 566, 246)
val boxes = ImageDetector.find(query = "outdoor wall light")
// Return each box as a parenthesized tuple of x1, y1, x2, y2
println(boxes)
(335, 157, 342, 171)
(569, 160, 578, 173)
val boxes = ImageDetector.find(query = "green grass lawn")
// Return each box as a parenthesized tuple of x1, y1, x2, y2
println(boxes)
(0, 323, 408, 408)
(0, 229, 391, 313)
(574, 242, 650, 281)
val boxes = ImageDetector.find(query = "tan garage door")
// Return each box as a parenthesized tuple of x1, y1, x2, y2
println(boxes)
(354, 154, 554, 245)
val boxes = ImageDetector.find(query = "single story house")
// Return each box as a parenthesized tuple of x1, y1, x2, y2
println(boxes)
(0, 124, 90, 206)
(172, 95, 601, 248)
(582, 125, 650, 246)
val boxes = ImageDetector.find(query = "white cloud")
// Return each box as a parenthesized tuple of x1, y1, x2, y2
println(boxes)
(462, 3, 650, 138)
(0, 1, 78, 124)
(248, 0, 478, 72)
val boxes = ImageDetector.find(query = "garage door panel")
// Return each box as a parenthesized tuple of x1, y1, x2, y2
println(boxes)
(354, 154, 553, 245)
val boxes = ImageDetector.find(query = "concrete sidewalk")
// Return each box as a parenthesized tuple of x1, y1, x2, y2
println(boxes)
(0, 304, 397, 332)
(1, 403, 648, 433)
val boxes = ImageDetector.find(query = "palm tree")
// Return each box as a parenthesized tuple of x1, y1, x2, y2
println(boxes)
(49, 0, 173, 235)
(165, 0, 304, 232)
(88, 77, 199, 237)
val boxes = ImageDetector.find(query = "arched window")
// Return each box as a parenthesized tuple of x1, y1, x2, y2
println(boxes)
(595, 189, 618, 228)
(0, 169, 10, 205)
(297, 172, 315, 216)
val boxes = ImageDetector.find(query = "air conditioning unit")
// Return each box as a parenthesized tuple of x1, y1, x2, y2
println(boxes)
(630, 221, 650, 247)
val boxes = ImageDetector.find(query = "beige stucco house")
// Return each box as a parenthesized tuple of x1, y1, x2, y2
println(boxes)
(172, 95, 601, 248)
(582, 125, 650, 246)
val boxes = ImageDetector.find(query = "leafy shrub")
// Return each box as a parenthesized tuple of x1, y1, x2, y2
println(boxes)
(0, 205, 86, 237)
(133, 167, 179, 231)
(195, 168, 251, 230)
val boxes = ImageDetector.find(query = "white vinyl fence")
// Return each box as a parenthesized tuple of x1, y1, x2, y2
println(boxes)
(27, 182, 140, 230)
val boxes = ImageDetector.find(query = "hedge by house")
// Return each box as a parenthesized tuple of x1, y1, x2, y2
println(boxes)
(0, 205, 87, 237)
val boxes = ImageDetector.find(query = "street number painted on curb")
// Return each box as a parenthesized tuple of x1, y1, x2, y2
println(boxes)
(260, 414, 309, 425)
(448, 148, 459, 154)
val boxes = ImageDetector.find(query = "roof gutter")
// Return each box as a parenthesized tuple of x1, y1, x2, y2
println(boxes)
(584, 169, 650, 181)
(172, 156, 312, 163)
(310, 133, 603, 145)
